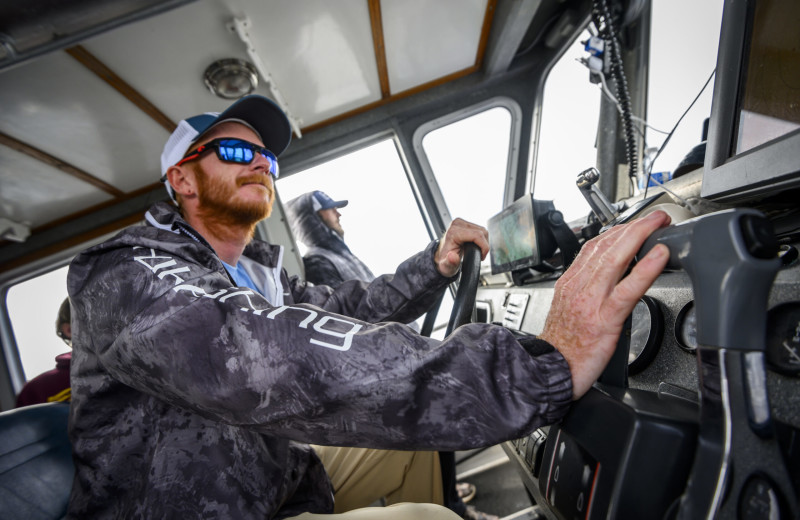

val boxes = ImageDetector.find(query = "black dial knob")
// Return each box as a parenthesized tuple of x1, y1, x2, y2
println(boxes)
(739, 474, 784, 520)
(740, 214, 778, 260)
(766, 302, 800, 377)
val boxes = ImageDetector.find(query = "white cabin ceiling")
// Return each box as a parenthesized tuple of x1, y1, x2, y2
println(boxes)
(0, 0, 520, 261)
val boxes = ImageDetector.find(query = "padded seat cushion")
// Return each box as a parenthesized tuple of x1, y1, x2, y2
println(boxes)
(0, 403, 73, 520)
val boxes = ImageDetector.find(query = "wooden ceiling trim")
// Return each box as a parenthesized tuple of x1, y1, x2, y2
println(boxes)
(367, 0, 391, 99)
(304, 0, 496, 135)
(476, 0, 498, 66)
(29, 182, 163, 236)
(301, 64, 480, 134)
(65, 45, 177, 133)
(0, 211, 146, 274)
(0, 182, 165, 269)
(0, 131, 125, 197)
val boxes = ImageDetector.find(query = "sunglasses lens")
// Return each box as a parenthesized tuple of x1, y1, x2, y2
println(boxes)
(263, 153, 279, 179)
(218, 140, 254, 163)
(216, 139, 279, 178)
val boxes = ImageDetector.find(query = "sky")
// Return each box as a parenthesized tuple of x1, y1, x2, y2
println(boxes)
(7, 264, 71, 378)
(6, 0, 724, 382)
(535, 0, 723, 221)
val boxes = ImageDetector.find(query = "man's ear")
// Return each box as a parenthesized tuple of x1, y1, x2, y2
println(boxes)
(166, 165, 198, 200)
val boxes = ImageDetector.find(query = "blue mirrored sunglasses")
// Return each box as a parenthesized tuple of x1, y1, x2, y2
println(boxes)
(176, 138, 279, 178)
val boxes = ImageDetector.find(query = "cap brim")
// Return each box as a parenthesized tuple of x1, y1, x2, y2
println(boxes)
(210, 95, 292, 156)
(321, 200, 348, 209)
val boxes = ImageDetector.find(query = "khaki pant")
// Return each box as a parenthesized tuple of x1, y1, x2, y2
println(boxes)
(286, 446, 460, 520)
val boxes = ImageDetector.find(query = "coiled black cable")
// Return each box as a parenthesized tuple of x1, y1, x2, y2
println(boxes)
(592, 0, 638, 185)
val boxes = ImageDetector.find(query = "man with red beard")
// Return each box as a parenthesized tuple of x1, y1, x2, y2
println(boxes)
(66, 95, 670, 519)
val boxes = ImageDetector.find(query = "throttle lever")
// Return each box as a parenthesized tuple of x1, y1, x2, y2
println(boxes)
(638, 209, 778, 350)
(637, 208, 797, 519)
(576, 167, 618, 225)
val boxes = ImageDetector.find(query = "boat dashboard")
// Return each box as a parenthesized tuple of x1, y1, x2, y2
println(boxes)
(477, 187, 800, 519)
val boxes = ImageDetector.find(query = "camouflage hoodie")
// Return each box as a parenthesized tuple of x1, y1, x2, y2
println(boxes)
(66, 201, 572, 519)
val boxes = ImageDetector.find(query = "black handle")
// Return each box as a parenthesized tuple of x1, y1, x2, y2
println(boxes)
(638, 208, 779, 351)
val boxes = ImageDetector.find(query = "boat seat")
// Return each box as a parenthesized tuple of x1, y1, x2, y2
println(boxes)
(0, 402, 73, 520)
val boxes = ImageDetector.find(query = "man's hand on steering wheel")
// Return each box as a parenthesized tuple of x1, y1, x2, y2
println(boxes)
(434, 218, 490, 278)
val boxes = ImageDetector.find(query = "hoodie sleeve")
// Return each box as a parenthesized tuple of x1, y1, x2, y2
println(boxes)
(290, 241, 452, 324)
(303, 256, 345, 289)
(68, 235, 573, 451)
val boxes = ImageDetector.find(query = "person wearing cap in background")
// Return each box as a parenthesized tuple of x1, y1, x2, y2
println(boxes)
(66, 94, 671, 519)
(285, 191, 375, 289)
(286, 192, 490, 519)
(15, 297, 72, 407)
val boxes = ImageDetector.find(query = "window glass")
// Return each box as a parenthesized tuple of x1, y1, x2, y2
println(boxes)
(421, 107, 511, 229)
(534, 1, 722, 218)
(277, 139, 430, 280)
(534, 29, 597, 222)
(419, 107, 514, 338)
(646, 0, 723, 177)
(6, 265, 70, 382)
(277, 139, 440, 334)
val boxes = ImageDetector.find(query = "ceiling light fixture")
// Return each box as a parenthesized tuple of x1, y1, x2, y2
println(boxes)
(203, 58, 258, 99)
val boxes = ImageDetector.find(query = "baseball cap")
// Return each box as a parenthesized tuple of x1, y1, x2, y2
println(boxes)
(311, 190, 348, 211)
(55, 297, 70, 331)
(160, 95, 292, 202)
(56, 297, 71, 344)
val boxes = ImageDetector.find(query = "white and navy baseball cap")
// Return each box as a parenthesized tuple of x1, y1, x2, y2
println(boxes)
(311, 190, 348, 211)
(160, 95, 292, 202)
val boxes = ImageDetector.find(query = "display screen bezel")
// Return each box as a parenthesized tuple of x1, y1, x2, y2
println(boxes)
(701, 0, 800, 202)
(487, 194, 540, 275)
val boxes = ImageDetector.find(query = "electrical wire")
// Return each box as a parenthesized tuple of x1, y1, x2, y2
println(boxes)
(595, 68, 670, 136)
(592, 0, 638, 183)
(641, 172, 694, 210)
(515, 14, 563, 58)
(575, 55, 671, 136)
(643, 68, 716, 198)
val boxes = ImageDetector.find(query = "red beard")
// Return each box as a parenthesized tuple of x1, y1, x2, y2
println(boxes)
(195, 170, 274, 235)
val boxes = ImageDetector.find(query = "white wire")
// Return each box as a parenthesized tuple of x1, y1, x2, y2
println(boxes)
(582, 59, 697, 210)
(576, 56, 714, 212)
(595, 68, 670, 135)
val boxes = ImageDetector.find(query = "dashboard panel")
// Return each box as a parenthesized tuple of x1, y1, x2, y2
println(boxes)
(477, 243, 800, 519)
(477, 262, 800, 427)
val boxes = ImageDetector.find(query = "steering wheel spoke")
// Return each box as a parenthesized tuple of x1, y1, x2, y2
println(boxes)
(445, 243, 482, 337)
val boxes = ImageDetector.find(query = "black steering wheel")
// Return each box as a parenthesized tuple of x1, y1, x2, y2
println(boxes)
(444, 243, 482, 337)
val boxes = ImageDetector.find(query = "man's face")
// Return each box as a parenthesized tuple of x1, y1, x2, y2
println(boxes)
(318, 207, 344, 237)
(191, 122, 275, 227)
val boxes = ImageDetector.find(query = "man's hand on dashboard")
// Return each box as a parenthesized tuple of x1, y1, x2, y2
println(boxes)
(538, 210, 672, 400)
(435, 218, 490, 278)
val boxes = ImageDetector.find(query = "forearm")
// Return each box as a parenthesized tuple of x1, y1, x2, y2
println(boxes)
(319, 241, 453, 323)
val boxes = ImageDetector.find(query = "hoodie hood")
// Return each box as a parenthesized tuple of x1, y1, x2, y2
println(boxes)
(285, 192, 345, 252)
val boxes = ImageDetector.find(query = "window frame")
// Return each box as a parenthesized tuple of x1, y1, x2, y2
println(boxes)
(412, 96, 523, 230)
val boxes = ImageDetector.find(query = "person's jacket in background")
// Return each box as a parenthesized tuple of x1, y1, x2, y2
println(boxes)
(15, 352, 71, 407)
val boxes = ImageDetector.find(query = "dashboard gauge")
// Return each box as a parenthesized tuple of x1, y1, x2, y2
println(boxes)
(628, 296, 664, 375)
(766, 302, 800, 377)
(675, 301, 698, 353)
